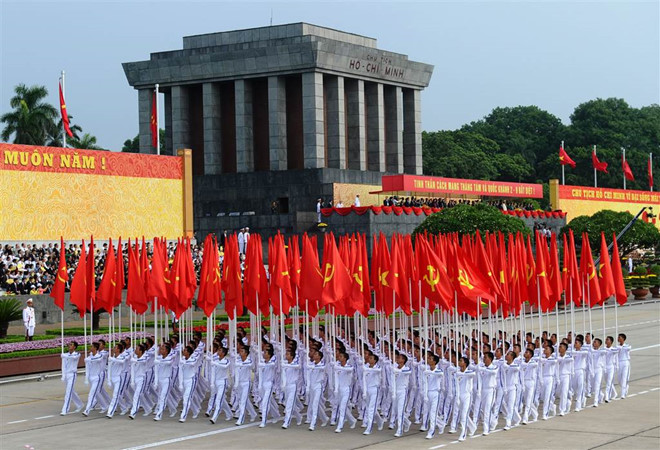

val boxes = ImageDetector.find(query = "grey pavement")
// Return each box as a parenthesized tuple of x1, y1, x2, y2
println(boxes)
(0, 301, 658, 450)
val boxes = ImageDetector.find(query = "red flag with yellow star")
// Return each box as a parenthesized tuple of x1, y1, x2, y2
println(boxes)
(580, 233, 602, 307)
(59, 81, 73, 139)
(49, 237, 68, 311)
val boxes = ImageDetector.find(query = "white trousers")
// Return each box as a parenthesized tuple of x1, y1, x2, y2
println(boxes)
(61, 373, 82, 414)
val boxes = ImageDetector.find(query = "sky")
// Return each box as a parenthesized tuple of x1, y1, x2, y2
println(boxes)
(1, 0, 659, 151)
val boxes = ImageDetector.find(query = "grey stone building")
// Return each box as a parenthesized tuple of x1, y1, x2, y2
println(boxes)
(123, 23, 433, 239)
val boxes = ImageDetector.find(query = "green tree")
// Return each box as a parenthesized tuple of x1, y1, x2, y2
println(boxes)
(561, 210, 660, 257)
(461, 105, 566, 173)
(422, 130, 500, 180)
(70, 133, 104, 150)
(46, 117, 82, 147)
(122, 129, 165, 153)
(413, 203, 530, 238)
(1, 84, 58, 145)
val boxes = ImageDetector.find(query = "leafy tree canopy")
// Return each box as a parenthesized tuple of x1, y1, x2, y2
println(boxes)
(561, 210, 660, 257)
(413, 203, 530, 238)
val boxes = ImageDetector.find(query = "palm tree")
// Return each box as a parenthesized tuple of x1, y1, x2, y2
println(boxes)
(70, 132, 103, 150)
(1, 84, 58, 144)
(46, 116, 82, 147)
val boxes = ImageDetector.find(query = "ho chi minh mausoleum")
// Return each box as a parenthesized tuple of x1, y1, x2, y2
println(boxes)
(123, 23, 434, 239)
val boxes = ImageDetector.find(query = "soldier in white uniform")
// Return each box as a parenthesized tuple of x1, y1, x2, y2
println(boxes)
(207, 345, 233, 424)
(153, 342, 176, 421)
(60, 341, 83, 415)
(22, 298, 35, 341)
(478, 351, 499, 434)
(617, 333, 631, 398)
(589, 338, 607, 408)
(362, 353, 384, 435)
(571, 338, 588, 411)
(282, 347, 303, 429)
(538, 345, 557, 420)
(556, 342, 574, 415)
(520, 348, 539, 424)
(83, 342, 108, 416)
(332, 350, 357, 433)
(452, 356, 477, 441)
(257, 345, 281, 427)
(390, 351, 412, 437)
(423, 352, 445, 439)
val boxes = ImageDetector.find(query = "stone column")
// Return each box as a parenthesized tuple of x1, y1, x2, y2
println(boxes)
(235, 79, 254, 172)
(403, 88, 423, 175)
(138, 88, 155, 154)
(385, 85, 404, 173)
(345, 78, 366, 171)
(268, 76, 287, 171)
(302, 72, 325, 168)
(171, 85, 190, 154)
(203, 82, 222, 174)
(325, 75, 346, 169)
(365, 82, 385, 172)
(164, 90, 173, 155)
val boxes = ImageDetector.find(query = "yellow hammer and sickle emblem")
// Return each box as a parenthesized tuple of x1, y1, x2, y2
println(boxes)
(589, 269, 596, 280)
(526, 265, 534, 283)
(499, 270, 506, 284)
(539, 271, 546, 278)
(379, 269, 390, 287)
(353, 273, 363, 291)
(458, 269, 474, 290)
(281, 271, 289, 277)
(423, 265, 440, 288)
(323, 263, 335, 285)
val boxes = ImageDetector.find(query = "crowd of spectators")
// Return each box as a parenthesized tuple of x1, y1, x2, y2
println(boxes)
(379, 196, 540, 211)
(0, 241, 206, 297)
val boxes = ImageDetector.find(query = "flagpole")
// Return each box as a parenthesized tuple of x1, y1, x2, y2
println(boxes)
(622, 147, 626, 190)
(155, 84, 160, 155)
(594, 145, 598, 188)
(561, 140, 565, 185)
(61, 70, 67, 148)
(650, 153, 654, 192)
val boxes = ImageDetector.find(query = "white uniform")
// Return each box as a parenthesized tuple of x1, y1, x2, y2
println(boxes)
(333, 361, 357, 432)
(83, 352, 108, 415)
(282, 358, 303, 428)
(179, 354, 200, 421)
(107, 351, 130, 417)
(538, 355, 557, 419)
(391, 363, 412, 436)
(207, 354, 233, 423)
(557, 352, 573, 415)
(501, 362, 522, 428)
(589, 347, 606, 407)
(61, 351, 82, 415)
(571, 348, 588, 411)
(234, 353, 257, 425)
(307, 358, 328, 430)
(452, 369, 477, 441)
(153, 352, 175, 420)
(258, 355, 281, 426)
(22, 305, 35, 337)
(617, 343, 631, 398)
(129, 353, 154, 417)
(362, 362, 384, 434)
(424, 365, 444, 439)
(604, 346, 619, 402)
(478, 363, 498, 434)
(520, 357, 539, 423)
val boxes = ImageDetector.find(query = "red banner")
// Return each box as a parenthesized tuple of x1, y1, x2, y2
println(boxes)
(1, 144, 182, 180)
(558, 185, 659, 205)
(381, 174, 543, 198)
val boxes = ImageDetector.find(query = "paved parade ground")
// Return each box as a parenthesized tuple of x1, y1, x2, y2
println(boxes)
(1, 301, 659, 450)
